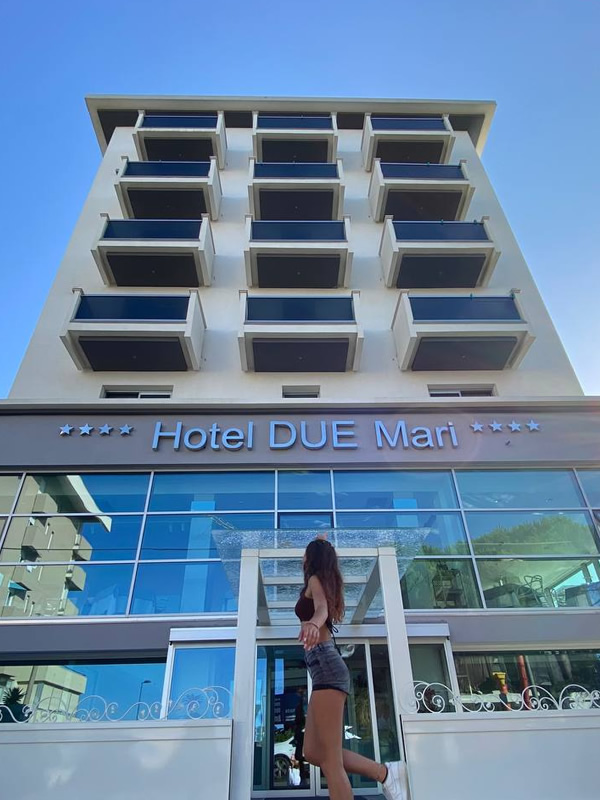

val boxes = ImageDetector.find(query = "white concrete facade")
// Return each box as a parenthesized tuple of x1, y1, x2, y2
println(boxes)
(9, 98, 582, 402)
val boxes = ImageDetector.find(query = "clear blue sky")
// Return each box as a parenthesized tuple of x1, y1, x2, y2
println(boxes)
(1, 0, 599, 395)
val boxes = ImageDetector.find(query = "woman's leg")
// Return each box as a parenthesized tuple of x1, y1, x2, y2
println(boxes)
(303, 689, 386, 799)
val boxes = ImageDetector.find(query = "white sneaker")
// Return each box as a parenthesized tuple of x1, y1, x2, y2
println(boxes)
(381, 761, 408, 800)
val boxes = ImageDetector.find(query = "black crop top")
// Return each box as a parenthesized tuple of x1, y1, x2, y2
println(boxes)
(295, 589, 335, 634)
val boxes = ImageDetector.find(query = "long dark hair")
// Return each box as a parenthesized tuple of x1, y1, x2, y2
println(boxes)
(303, 538, 345, 624)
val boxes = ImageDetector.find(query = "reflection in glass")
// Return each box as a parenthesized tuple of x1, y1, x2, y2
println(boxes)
(336, 512, 468, 555)
(149, 472, 275, 511)
(0, 476, 20, 514)
(478, 558, 600, 608)
(277, 471, 332, 510)
(140, 514, 273, 559)
(168, 647, 235, 720)
(466, 511, 599, 556)
(0, 659, 165, 722)
(577, 470, 600, 507)
(16, 474, 149, 514)
(0, 515, 143, 562)
(0, 563, 133, 618)
(455, 470, 584, 509)
(401, 559, 482, 609)
(131, 561, 237, 614)
(278, 513, 333, 530)
(370, 644, 400, 759)
(334, 471, 457, 510)
(409, 643, 453, 713)
(454, 649, 600, 711)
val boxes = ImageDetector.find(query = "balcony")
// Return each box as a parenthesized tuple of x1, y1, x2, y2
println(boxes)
(392, 293, 534, 371)
(369, 160, 474, 223)
(133, 111, 226, 168)
(248, 159, 344, 221)
(244, 217, 352, 288)
(380, 218, 500, 288)
(361, 114, 455, 171)
(60, 290, 206, 372)
(238, 291, 363, 372)
(252, 112, 338, 163)
(91, 215, 214, 287)
(115, 157, 221, 221)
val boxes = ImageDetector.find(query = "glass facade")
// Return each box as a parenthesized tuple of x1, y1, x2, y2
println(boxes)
(0, 468, 599, 617)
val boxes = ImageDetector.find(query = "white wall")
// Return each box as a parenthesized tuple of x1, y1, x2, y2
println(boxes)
(404, 710, 600, 800)
(9, 118, 582, 401)
(0, 719, 232, 800)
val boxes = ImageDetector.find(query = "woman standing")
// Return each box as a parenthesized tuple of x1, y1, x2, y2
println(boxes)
(295, 538, 408, 800)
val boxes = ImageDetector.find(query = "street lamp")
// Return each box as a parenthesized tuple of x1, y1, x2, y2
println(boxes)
(136, 679, 152, 720)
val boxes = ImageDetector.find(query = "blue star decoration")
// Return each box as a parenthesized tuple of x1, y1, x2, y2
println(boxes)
(508, 421, 521, 432)
(119, 425, 134, 436)
(59, 424, 74, 436)
(526, 420, 540, 431)
(470, 422, 484, 432)
(58, 423, 134, 436)
(489, 421, 503, 432)
(469, 420, 541, 433)
(99, 424, 113, 436)
(79, 424, 94, 435)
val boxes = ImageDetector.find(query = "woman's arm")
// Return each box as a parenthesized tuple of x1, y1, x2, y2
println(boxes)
(298, 575, 329, 649)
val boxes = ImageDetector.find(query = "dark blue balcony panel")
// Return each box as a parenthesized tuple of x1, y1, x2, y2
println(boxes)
(142, 115, 218, 129)
(79, 338, 189, 372)
(75, 295, 189, 322)
(393, 221, 489, 242)
(253, 339, 349, 372)
(257, 115, 333, 130)
(123, 161, 211, 178)
(126, 190, 207, 220)
(105, 254, 201, 288)
(371, 117, 447, 131)
(256, 255, 341, 289)
(411, 337, 519, 371)
(410, 296, 522, 323)
(397, 255, 488, 290)
(254, 162, 339, 179)
(385, 191, 463, 222)
(380, 163, 464, 180)
(247, 297, 354, 323)
(103, 219, 202, 241)
(251, 220, 346, 242)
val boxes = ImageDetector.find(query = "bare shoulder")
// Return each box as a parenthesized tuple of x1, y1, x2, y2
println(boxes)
(306, 574, 326, 600)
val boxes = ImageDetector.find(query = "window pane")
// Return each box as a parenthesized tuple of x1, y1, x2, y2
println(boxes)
(466, 511, 599, 556)
(577, 470, 600, 506)
(140, 513, 273, 559)
(453, 650, 600, 711)
(0, 515, 142, 562)
(478, 558, 600, 608)
(277, 470, 332, 510)
(336, 511, 469, 555)
(334, 471, 457, 509)
(149, 472, 274, 511)
(16, 474, 149, 514)
(278, 513, 333, 530)
(168, 646, 235, 719)
(0, 563, 133, 618)
(0, 476, 20, 514)
(456, 470, 583, 509)
(370, 644, 400, 760)
(409, 644, 454, 713)
(0, 659, 165, 723)
(131, 562, 237, 614)
(401, 559, 482, 609)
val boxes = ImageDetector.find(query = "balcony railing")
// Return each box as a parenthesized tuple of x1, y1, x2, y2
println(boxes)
(246, 296, 355, 322)
(102, 219, 203, 240)
(123, 161, 211, 177)
(74, 295, 190, 322)
(141, 114, 218, 129)
(253, 162, 339, 179)
(250, 220, 346, 241)
(256, 115, 333, 130)
(409, 296, 522, 322)
(371, 117, 447, 131)
(380, 163, 465, 180)
(393, 220, 490, 242)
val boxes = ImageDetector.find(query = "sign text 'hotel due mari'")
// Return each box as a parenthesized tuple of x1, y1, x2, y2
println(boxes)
(0, 410, 599, 468)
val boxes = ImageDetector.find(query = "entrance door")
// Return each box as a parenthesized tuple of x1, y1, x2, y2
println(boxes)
(252, 641, 400, 797)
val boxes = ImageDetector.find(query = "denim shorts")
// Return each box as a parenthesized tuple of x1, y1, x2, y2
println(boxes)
(305, 641, 350, 695)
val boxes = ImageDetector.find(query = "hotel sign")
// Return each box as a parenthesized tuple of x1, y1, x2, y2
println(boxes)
(0, 410, 598, 468)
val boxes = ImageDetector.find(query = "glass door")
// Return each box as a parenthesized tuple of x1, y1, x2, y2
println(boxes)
(252, 641, 400, 797)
